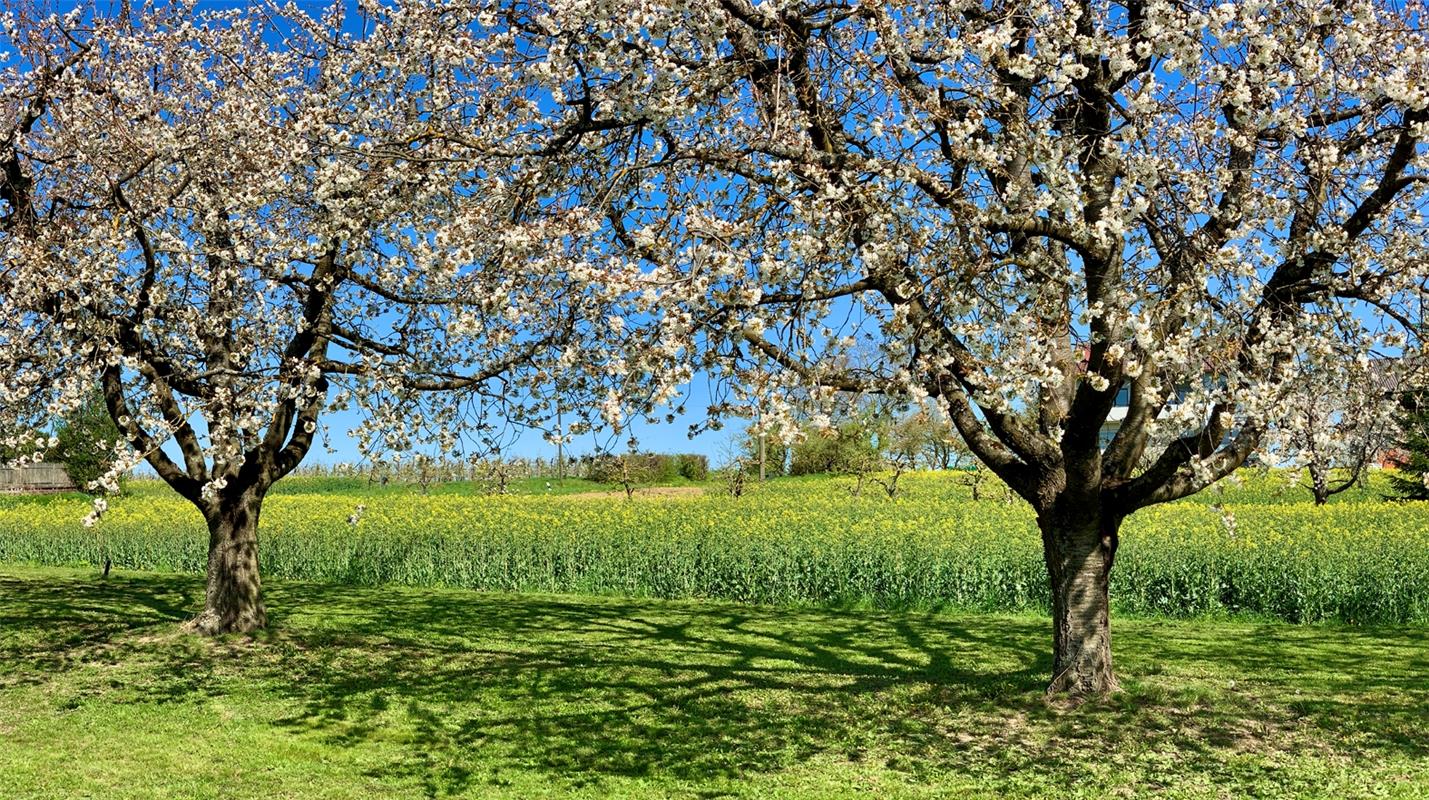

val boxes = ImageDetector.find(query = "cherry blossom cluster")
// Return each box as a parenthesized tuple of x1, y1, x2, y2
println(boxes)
(3, 1, 1427, 521)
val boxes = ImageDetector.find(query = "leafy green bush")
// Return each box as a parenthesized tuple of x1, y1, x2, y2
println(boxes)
(789, 421, 882, 476)
(584, 453, 707, 484)
(675, 454, 708, 481)
(584, 453, 655, 485)
(51, 389, 125, 493)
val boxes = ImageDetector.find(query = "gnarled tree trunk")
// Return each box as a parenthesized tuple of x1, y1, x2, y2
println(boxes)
(1041, 509, 1121, 697)
(187, 487, 267, 635)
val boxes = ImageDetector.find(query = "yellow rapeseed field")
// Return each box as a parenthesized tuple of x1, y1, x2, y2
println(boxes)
(1, 472, 1425, 622)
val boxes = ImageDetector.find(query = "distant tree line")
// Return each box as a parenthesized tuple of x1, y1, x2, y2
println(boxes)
(738, 407, 974, 479)
(284, 450, 711, 493)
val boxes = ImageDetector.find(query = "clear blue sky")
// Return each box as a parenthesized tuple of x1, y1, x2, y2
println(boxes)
(306, 382, 742, 467)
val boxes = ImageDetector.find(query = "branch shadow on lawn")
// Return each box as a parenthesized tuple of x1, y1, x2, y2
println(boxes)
(2, 568, 1427, 796)
(0, 570, 198, 692)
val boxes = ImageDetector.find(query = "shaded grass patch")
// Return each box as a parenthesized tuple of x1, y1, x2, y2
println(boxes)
(1, 565, 1426, 799)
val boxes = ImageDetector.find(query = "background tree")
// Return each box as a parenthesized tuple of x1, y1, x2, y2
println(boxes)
(1271, 357, 1402, 505)
(51, 388, 126, 495)
(889, 409, 970, 471)
(0, 4, 622, 634)
(1388, 394, 1429, 500)
(739, 428, 788, 478)
(788, 417, 883, 478)
(554, 0, 1429, 694)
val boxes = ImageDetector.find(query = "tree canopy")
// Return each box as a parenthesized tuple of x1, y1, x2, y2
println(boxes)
(0, 2, 629, 632)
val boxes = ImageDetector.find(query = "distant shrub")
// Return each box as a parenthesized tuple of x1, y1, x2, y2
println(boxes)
(789, 421, 881, 476)
(52, 389, 125, 494)
(584, 454, 637, 485)
(584, 453, 707, 484)
(676, 454, 708, 481)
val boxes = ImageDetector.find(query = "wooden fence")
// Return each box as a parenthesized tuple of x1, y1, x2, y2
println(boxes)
(0, 462, 77, 493)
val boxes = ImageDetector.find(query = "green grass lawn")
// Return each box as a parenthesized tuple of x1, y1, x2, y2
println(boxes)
(2, 566, 1426, 799)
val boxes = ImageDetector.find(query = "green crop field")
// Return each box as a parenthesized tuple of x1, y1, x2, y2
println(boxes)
(3, 471, 1427, 624)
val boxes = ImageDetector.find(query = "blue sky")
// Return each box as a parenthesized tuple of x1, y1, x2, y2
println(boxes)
(309, 381, 740, 466)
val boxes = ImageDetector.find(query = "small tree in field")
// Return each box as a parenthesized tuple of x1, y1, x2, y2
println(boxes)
(1274, 358, 1401, 505)
(0, 4, 621, 634)
(1388, 398, 1429, 500)
(788, 417, 883, 477)
(52, 388, 126, 495)
(544, 0, 1429, 695)
(890, 409, 971, 472)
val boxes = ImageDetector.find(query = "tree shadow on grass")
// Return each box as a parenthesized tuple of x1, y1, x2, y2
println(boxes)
(0, 570, 195, 689)
(3, 569, 1428, 796)
(1114, 619, 1429, 758)
(243, 582, 1057, 793)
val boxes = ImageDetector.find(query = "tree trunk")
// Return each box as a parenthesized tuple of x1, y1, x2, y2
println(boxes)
(1311, 462, 1330, 506)
(1042, 512, 1120, 697)
(187, 489, 267, 635)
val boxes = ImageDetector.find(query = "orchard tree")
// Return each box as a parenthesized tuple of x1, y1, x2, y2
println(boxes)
(1274, 357, 1401, 504)
(540, 0, 1429, 694)
(890, 408, 971, 471)
(0, 3, 623, 634)
(1388, 391, 1429, 499)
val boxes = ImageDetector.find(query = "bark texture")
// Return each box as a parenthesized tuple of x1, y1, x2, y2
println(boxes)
(1042, 512, 1120, 697)
(187, 491, 267, 635)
